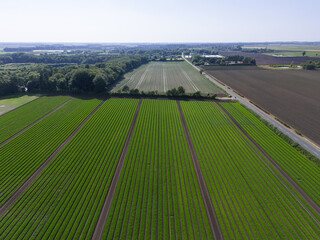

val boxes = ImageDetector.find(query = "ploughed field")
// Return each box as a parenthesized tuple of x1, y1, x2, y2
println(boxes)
(220, 51, 320, 65)
(1, 96, 320, 239)
(203, 65, 320, 146)
(112, 61, 223, 94)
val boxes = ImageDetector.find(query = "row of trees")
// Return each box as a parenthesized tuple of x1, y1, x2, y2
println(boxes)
(0, 52, 129, 65)
(118, 85, 217, 99)
(0, 55, 149, 96)
(192, 55, 256, 66)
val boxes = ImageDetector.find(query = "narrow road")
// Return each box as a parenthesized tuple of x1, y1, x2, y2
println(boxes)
(177, 100, 224, 240)
(0, 100, 105, 216)
(217, 102, 320, 218)
(92, 99, 142, 240)
(0, 98, 72, 147)
(182, 54, 320, 159)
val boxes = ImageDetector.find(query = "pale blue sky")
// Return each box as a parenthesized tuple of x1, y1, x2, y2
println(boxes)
(1, 0, 319, 42)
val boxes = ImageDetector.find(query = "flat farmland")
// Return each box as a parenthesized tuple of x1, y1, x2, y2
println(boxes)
(103, 100, 213, 239)
(0, 99, 139, 239)
(181, 101, 320, 239)
(203, 66, 320, 145)
(112, 61, 223, 94)
(1, 97, 320, 239)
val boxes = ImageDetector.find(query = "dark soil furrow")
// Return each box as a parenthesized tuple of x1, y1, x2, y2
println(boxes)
(177, 100, 224, 240)
(92, 99, 142, 240)
(217, 102, 320, 218)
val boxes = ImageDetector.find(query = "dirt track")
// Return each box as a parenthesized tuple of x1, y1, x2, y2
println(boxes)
(177, 100, 224, 240)
(0, 98, 72, 147)
(204, 67, 320, 145)
(92, 99, 142, 240)
(0, 100, 105, 217)
(217, 102, 320, 218)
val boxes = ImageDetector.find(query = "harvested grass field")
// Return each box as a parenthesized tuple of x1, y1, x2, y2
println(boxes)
(203, 66, 320, 145)
(112, 61, 223, 94)
(0, 95, 38, 115)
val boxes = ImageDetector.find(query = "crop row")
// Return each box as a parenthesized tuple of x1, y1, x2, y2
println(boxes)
(0, 96, 70, 143)
(0, 98, 139, 239)
(0, 97, 101, 207)
(102, 99, 213, 239)
(181, 101, 320, 239)
(221, 102, 320, 220)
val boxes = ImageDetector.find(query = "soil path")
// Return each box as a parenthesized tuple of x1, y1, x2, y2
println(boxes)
(216, 102, 320, 217)
(92, 99, 142, 240)
(0, 100, 105, 217)
(177, 100, 224, 240)
(0, 98, 72, 147)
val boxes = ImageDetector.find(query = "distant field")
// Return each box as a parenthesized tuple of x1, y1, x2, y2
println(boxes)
(0, 95, 38, 115)
(265, 51, 320, 57)
(220, 51, 320, 65)
(112, 61, 223, 94)
(243, 43, 320, 51)
(203, 66, 320, 145)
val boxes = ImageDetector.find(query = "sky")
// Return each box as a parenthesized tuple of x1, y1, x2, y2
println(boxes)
(1, 0, 319, 43)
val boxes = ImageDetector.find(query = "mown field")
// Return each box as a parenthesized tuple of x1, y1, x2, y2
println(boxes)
(0, 95, 38, 115)
(203, 66, 320, 145)
(112, 61, 223, 94)
(0, 96, 320, 239)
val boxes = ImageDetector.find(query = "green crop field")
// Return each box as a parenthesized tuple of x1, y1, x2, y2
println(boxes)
(0, 98, 101, 206)
(0, 95, 38, 116)
(112, 61, 223, 94)
(181, 101, 320, 239)
(103, 100, 212, 239)
(0, 96, 70, 143)
(0, 98, 139, 239)
(221, 102, 320, 214)
(0, 97, 320, 239)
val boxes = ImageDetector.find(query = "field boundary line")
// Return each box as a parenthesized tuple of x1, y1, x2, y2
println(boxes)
(177, 100, 224, 240)
(92, 99, 142, 240)
(0, 100, 105, 217)
(0, 97, 72, 147)
(216, 102, 320, 218)
(0, 96, 42, 117)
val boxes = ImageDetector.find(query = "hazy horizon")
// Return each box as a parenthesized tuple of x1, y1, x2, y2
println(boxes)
(1, 0, 319, 43)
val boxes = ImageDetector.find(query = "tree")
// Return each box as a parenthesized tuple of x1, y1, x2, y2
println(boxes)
(129, 89, 139, 95)
(122, 85, 130, 92)
(93, 74, 107, 93)
(69, 69, 95, 91)
(177, 86, 185, 95)
(302, 51, 306, 57)
(193, 91, 202, 98)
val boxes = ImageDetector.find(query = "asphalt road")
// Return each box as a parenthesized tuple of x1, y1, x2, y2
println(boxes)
(183, 55, 320, 159)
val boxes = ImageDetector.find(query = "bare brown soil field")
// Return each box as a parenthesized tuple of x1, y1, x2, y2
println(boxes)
(220, 51, 320, 65)
(203, 66, 320, 145)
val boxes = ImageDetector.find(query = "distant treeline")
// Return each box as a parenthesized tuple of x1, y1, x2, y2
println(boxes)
(0, 53, 129, 65)
(0, 55, 148, 96)
(192, 55, 256, 66)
